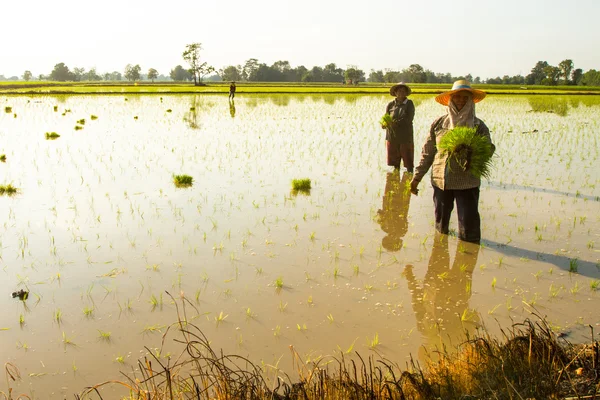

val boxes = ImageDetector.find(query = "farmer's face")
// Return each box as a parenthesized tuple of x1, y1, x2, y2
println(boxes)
(395, 87, 408, 100)
(451, 91, 471, 111)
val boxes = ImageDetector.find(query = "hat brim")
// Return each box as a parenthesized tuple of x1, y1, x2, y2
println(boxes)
(435, 88, 486, 105)
(389, 84, 412, 96)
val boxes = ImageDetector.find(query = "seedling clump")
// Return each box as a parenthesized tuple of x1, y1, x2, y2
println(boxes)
(0, 184, 18, 196)
(45, 132, 60, 140)
(291, 178, 311, 194)
(173, 174, 193, 188)
(438, 126, 494, 179)
(0, 154, 6, 162)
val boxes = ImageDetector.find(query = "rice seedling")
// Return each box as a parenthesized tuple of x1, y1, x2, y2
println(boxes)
(114, 355, 125, 364)
(173, 174, 193, 188)
(0, 184, 18, 195)
(0, 154, 5, 162)
(62, 331, 76, 346)
(83, 306, 94, 317)
(491, 277, 497, 289)
(327, 313, 334, 323)
(291, 178, 311, 194)
(54, 309, 63, 324)
(19, 314, 25, 326)
(296, 323, 308, 331)
(379, 113, 393, 128)
(590, 280, 599, 291)
(273, 325, 281, 337)
(215, 311, 228, 325)
(274, 276, 284, 289)
(142, 324, 165, 334)
(569, 258, 579, 273)
(77, 118, 86, 125)
(4, 106, 12, 113)
(74, 125, 83, 130)
(307, 295, 313, 305)
(98, 330, 112, 341)
(278, 301, 288, 312)
(90, 115, 98, 120)
(438, 126, 494, 179)
(367, 332, 380, 349)
(45, 131, 60, 139)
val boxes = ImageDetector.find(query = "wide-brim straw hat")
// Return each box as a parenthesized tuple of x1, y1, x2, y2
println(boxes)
(389, 82, 412, 96)
(435, 80, 486, 105)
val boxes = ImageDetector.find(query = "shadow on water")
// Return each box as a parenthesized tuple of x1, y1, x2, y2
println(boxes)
(405, 234, 481, 362)
(376, 171, 412, 251)
(481, 239, 599, 278)
(486, 181, 600, 202)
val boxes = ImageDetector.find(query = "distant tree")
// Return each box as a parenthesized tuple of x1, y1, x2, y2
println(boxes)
(49, 63, 75, 81)
(571, 68, 583, 86)
(344, 66, 365, 84)
(22, 70, 33, 81)
(38, 74, 45, 81)
(124, 64, 142, 81)
(73, 67, 85, 81)
(581, 69, 600, 86)
(473, 76, 481, 84)
(170, 65, 192, 81)
(293, 65, 308, 82)
(368, 70, 384, 83)
(110, 71, 122, 81)
(243, 58, 260, 81)
(383, 70, 401, 83)
(147, 68, 158, 82)
(465, 73, 473, 83)
(220, 65, 242, 81)
(182, 42, 214, 85)
(103, 72, 110, 81)
(404, 64, 426, 83)
(558, 59, 574, 85)
(542, 65, 560, 85)
(85, 68, 101, 81)
(526, 61, 549, 85)
(322, 63, 344, 82)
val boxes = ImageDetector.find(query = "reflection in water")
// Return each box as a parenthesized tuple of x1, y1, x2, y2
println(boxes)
(404, 235, 481, 362)
(376, 172, 412, 251)
(229, 99, 236, 118)
(183, 95, 217, 129)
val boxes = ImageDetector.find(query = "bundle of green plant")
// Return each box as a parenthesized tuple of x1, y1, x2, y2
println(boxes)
(173, 174, 193, 188)
(291, 178, 311, 192)
(77, 118, 86, 125)
(4, 106, 12, 113)
(74, 125, 83, 130)
(380, 113, 393, 128)
(45, 132, 60, 139)
(90, 115, 98, 120)
(0, 154, 6, 162)
(78, 297, 600, 399)
(438, 126, 494, 179)
(0, 184, 18, 195)
(53, 106, 58, 112)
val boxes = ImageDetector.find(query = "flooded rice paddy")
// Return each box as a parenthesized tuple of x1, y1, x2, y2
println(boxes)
(1, 93, 599, 398)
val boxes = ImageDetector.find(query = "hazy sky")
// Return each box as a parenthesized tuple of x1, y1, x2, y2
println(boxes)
(2, 0, 599, 79)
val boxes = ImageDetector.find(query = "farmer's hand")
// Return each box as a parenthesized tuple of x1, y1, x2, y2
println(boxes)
(410, 179, 420, 195)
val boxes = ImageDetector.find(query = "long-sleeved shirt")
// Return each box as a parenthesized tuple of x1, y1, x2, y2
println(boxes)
(413, 115, 495, 190)
(385, 98, 415, 144)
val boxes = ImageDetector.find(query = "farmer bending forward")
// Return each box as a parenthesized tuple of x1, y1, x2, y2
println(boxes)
(410, 80, 494, 244)
(383, 82, 415, 173)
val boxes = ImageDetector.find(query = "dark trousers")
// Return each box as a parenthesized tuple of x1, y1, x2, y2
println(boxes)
(433, 186, 481, 243)
(386, 141, 414, 172)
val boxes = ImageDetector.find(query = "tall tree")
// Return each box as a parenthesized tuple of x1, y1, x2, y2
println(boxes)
(22, 70, 33, 81)
(147, 68, 158, 82)
(49, 63, 75, 81)
(558, 59, 574, 85)
(571, 68, 583, 86)
(542, 65, 560, 85)
(182, 43, 214, 85)
(220, 65, 242, 81)
(124, 64, 141, 81)
(404, 64, 426, 83)
(170, 65, 192, 81)
(85, 68, 101, 81)
(344, 66, 365, 84)
(368, 70, 384, 83)
(73, 67, 85, 81)
(526, 61, 549, 85)
(243, 58, 260, 81)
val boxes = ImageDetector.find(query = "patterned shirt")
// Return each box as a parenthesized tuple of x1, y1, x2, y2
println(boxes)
(413, 115, 495, 190)
(385, 98, 415, 144)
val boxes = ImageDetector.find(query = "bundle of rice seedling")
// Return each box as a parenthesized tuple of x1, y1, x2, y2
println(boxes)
(380, 113, 393, 128)
(438, 126, 494, 179)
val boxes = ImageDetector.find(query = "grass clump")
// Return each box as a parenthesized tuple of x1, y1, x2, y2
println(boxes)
(90, 115, 98, 120)
(77, 118, 86, 125)
(173, 174, 193, 188)
(4, 106, 12, 113)
(438, 126, 494, 179)
(0, 184, 18, 195)
(0, 154, 6, 162)
(45, 132, 60, 140)
(291, 178, 311, 194)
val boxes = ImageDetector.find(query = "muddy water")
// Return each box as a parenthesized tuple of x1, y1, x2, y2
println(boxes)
(0, 94, 599, 398)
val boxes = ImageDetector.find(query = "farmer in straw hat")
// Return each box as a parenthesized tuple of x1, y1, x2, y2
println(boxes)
(410, 80, 495, 243)
(382, 82, 415, 173)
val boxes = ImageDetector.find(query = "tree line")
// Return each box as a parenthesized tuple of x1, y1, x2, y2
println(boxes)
(3, 45, 600, 87)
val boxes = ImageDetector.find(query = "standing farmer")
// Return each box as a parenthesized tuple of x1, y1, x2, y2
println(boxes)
(382, 83, 415, 173)
(229, 82, 236, 100)
(410, 80, 494, 243)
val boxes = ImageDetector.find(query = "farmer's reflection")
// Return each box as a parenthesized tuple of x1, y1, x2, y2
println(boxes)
(229, 99, 236, 118)
(377, 172, 412, 251)
(404, 234, 480, 362)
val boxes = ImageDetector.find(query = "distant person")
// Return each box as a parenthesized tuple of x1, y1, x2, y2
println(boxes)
(404, 234, 480, 362)
(382, 82, 415, 173)
(410, 80, 494, 244)
(376, 171, 413, 251)
(229, 82, 236, 100)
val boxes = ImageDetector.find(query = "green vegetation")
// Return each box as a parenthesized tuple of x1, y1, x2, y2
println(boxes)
(291, 178, 311, 193)
(45, 131, 60, 139)
(0, 154, 5, 162)
(4, 106, 12, 113)
(380, 113, 393, 128)
(173, 174, 193, 188)
(0, 184, 18, 195)
(438, 126, 494, 179)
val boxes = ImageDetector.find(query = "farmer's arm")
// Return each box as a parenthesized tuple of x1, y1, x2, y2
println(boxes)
(477, 120, 495, 156)
(411, 119, 440, 194)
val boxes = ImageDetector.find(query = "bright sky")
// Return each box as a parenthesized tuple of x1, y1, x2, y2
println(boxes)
(2, 0, 599, 79)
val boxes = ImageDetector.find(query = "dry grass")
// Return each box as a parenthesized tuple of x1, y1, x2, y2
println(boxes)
(5, 294, 597, 399)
